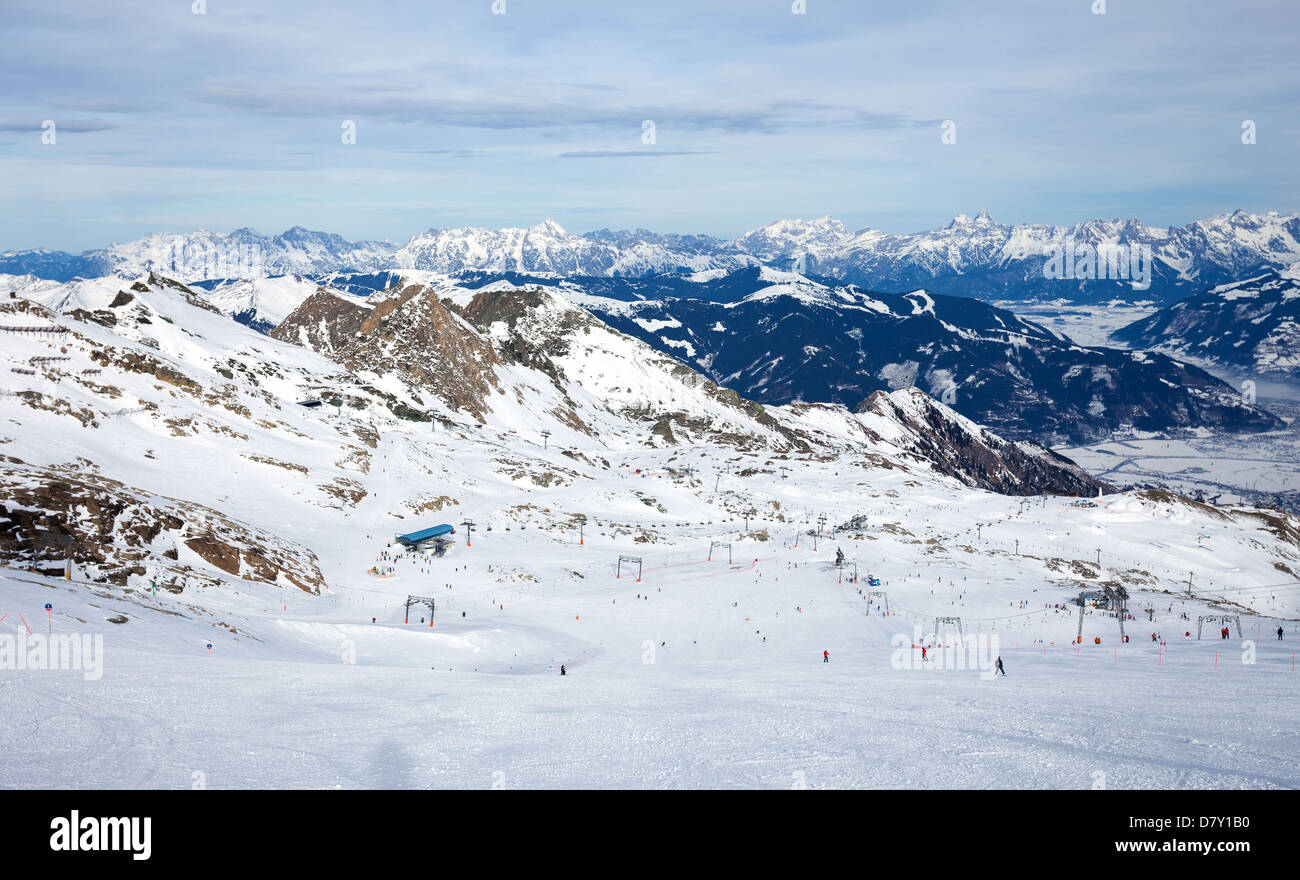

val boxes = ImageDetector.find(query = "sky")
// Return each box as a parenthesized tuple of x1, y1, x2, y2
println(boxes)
(1, 0, 1297, 252)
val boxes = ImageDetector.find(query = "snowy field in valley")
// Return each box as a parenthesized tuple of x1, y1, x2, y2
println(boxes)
(1056, 431, 1300, 511)
(996, 301, 1158, 348)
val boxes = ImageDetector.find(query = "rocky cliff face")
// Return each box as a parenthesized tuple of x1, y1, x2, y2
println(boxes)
(272, 284, 502, 422)
(851, 388, 1111, 497)
(0, 461, 325, 592)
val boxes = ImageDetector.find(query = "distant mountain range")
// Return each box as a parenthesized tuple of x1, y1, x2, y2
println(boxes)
(0, 227, 395, 284)
(1111, 263, 1300, 380)
(6, 210, 1300, 303)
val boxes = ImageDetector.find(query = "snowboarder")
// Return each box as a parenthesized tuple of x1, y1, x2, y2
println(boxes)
(823, 650, 829, 663)
(994, 656, 1006, 676)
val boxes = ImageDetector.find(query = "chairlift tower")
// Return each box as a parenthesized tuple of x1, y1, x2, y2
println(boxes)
(934, 616, 963, 643)
(1074, 586, 1129, 642)
(404, 595, 436, 626)
(1197, 614, 1242, 639)
(617, 555, 643, 583)
(715, 464, 731, 493)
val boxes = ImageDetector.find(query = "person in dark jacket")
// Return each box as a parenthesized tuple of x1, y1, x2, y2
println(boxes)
(1279, 627, 1284, 641)
(560, 664, 566, 676)
(994, 656, 1006, 676)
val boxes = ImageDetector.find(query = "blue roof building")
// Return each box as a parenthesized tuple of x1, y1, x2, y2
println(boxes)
(395, 524, 456, 548)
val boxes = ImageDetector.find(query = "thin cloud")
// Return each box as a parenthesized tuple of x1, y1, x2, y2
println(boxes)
(190, 78, 935, 135)
(0, 119, 118, 133)
(559, 149, 717, 158)
(50, 99, 146, 114)
(398, 148, 490, 158)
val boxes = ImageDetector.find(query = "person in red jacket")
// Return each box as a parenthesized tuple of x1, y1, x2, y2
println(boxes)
(823, 650, 829, 663)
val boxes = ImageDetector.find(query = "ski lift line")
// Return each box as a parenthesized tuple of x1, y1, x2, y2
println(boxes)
(1195, 580, 1300, 595)
(979, 536, 1281, 592)
(885, 600, 1141, 629)
(335, 545, 782, 599)
(335, 525, 1299, 611)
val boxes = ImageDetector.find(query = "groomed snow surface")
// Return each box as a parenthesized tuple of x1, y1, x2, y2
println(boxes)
(2, 444, 1296, 790)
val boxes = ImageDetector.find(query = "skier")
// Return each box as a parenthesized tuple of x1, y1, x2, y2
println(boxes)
(560, 664, 566, 676)
(1279, 626, 1285, 641)
(994, 656, 1006, 676)
(823, 650, 829, 663)
(921, 645, 928, 662)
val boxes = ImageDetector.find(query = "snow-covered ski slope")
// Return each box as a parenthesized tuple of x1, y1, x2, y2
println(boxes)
(0, 275, 1297, 789)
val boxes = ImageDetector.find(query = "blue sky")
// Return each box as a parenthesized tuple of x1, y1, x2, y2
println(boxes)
(1, 0, 1297, 252)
